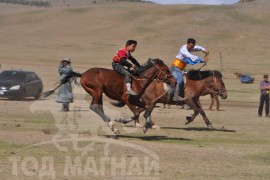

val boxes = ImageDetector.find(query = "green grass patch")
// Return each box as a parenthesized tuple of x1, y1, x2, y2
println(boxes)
(66, 7, 90, 14)
(0, 140, 26, 153)
(249, 151, 270, 164)
(227, 89, 258, 94)
(117, 134, 267, 146)
(0, 114, 55, 132)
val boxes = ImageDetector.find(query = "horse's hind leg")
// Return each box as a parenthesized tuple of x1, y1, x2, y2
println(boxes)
(89, 92, 110, 122)
(83, 86, 119, 134)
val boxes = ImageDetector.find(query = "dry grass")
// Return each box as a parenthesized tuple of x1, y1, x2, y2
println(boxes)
(0, 1, 270, 179)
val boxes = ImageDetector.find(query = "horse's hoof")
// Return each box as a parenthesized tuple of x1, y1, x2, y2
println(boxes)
(143, 127, 148, 134)
(108, 121, 120, 134)
(114, 129, 120, 134)
(151, 125, 160, 130)
(186, 116, 192, 121)
(114, 118, 122, 123)
(123, 118, 133, 124)
(115, 118, 132, 124)
(207, 125, 214, 129)
(185, 116, 193, 125)
(135, 123, 143, 128)
(143, 123, 151, 133)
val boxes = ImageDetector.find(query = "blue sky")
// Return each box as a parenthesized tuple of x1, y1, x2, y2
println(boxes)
(150, 0, 240, 5)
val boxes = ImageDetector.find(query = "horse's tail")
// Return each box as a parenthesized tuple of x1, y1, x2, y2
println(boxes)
(110, 101, 126, 107)
(70, 71, 82, 87)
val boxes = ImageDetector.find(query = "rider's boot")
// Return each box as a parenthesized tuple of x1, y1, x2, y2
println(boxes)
(126, 83, 138, 96)
(173, 84, 185, 102)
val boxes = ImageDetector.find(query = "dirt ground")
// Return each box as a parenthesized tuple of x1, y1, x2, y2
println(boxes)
(0, 1, 270, 179)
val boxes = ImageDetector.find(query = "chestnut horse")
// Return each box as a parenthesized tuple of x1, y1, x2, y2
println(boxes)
(113, 69, 227, 128)
(70, 58, 176, 134)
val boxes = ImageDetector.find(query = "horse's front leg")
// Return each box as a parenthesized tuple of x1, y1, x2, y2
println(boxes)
(142, 107, 152, 133)
(199, 110, 213, 128)
(195, 100, 213, 128)
(215, 95, 220, 111)
(208, 94, 215, 110)
(185, 98, 200, 125)
(142, 101, 160, 133)
(117, 102, 143, 128)
(132, 107, 145, 128)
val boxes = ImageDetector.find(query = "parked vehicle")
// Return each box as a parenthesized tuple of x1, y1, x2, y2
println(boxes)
(240, 74, 255, 84)
(0, 70, 43, 100)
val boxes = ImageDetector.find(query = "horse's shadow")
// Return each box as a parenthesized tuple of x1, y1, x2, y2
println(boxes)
(162, 126, 236, 132)
(114, 135, 192, 141)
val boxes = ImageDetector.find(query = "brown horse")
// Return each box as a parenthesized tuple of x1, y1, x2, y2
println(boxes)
(113, 69, 227, 128)
(70, 58, 176, 134)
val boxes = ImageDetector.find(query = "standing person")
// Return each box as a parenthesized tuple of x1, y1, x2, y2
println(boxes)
(170, 38, 209, 101)
(258, 75, 270, 117)
(56, 57, 73, 112)
(112, 40, 141, 96)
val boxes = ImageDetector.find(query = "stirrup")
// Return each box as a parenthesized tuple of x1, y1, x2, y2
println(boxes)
(173, 95, 185, 102)
(126, 89, 138, 96)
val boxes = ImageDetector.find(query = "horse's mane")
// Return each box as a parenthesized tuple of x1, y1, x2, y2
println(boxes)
(135, 58, 164, 74)
(186, 69, 222, 80)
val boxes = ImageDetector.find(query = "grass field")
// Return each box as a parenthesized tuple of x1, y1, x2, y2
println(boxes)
(0, 0, 270, 179)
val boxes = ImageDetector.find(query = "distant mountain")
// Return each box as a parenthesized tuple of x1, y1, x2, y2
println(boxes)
(239, 0, 255, 2)
(0, 0, 153, 7)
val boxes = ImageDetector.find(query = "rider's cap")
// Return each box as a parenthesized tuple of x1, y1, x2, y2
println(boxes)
(264, 74, 268, 78)
(62, 57, 71, 63)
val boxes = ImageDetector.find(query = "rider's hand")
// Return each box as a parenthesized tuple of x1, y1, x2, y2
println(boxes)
(203, 57, 209, 62)
(204, 50, 209, 56)
(130, 65, 136, 71)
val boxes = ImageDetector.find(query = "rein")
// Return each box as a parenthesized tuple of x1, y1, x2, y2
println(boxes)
(197, 54, 224, 95)
(131, 60, 172, 84)
(198, 68, 224, 96)
(150, 60, 173, 84)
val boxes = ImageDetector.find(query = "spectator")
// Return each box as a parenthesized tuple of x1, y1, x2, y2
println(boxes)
(56, 57, 73, 112)
(258, 75, 270, 117)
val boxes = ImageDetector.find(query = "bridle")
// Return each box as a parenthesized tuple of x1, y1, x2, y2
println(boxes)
(131, 60, 173, 85)
(150, 60, 174, 84)
(199, 64, 226, 96)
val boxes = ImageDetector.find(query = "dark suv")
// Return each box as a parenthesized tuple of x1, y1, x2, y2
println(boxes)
(0, 70, 43, 100)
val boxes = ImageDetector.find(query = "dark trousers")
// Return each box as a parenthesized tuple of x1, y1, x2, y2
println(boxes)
(258, 94, 269, 116)
(112, 62, 131, 83)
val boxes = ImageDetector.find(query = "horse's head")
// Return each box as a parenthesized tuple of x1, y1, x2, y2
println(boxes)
(144, 58, 176, 86)
(211, 70, 227, 99)
(187, 70, 227, 99)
